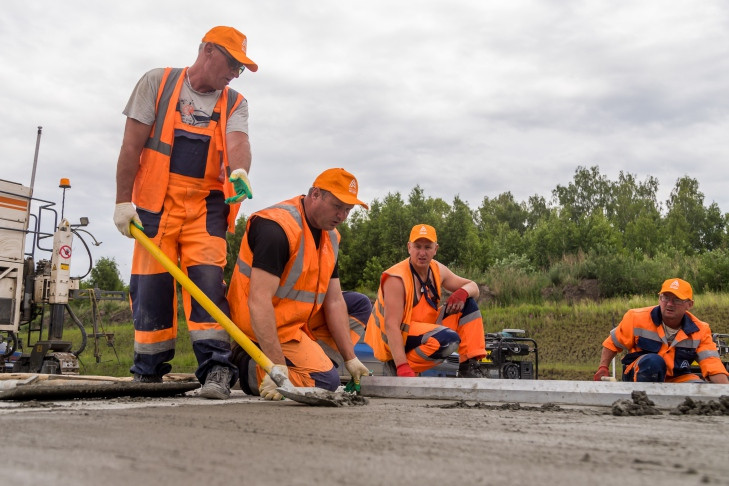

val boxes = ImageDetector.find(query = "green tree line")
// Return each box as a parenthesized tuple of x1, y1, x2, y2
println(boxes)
(334, 165, 729, 302)
(88, 165, 729, 306)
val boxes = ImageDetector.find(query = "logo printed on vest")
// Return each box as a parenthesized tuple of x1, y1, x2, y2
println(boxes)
(679, 360, 690, 369)
(669, 279, 680, 290)
(348, 179, 357, 194)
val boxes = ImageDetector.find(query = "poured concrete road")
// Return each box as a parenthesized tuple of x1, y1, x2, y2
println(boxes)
(2, 390, 729, 485)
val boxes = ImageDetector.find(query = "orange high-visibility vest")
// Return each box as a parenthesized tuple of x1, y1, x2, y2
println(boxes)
(364, 258, 442, 361)
(604, 306, 729, 381)
(228, 196, 340, 342)
(131, 67, 244, 233)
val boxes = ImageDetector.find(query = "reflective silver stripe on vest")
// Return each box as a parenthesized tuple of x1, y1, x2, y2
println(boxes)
(697, 349, 720, 361)
(371, 298, 389, 344)
(459, 309, 481, 327)
(227, 88, 241, 115)
(634, 327, 661, 342)
(237, 256, 252, 277)
(134, 339, 177, 355)
(190, 329, 230, 343)
(349, 315, 365, 338)
(674, 339, 699, 349)
(266, 203, 340, 303)
(144, 68, 183, 156)
(609, 328, 628, 351)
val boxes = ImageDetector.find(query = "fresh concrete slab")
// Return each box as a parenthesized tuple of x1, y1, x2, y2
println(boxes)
(359, 376, 729, 408)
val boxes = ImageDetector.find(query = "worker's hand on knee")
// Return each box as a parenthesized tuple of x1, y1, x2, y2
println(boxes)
(259, 365, 288, 400)
(396, 362, 416, 377)
(225, 168, 253, 204)
(593, 365, 610, 381)
(445, 288, 468, 314)
(344, 357, 371, 384)
(113, 202, 143, 238)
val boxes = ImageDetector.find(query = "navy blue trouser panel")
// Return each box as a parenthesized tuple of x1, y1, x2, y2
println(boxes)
(205, 190, 229, 239)
(186, 264, 237, 384)
(343, 291, 373, 326)
(624, 354, 667, 382)
(130, 272, 176, 332)
(405, 328, 461, 360)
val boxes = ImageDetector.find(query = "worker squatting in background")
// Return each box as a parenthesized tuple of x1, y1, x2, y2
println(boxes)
(113, 26, 257, 399)
(228, 168, 371, 400)
(365, 224, 488, 378)
(595, 278, 729, 384)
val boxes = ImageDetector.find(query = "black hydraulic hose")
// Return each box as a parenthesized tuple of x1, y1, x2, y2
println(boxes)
(65, 304, 88, 356)
(71, 229, 94, 280)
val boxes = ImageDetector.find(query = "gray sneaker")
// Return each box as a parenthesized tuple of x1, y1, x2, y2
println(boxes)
(199, 365, 231, 400)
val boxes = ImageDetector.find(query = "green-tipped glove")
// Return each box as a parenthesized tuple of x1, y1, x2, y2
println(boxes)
(225, 168, 253, 204)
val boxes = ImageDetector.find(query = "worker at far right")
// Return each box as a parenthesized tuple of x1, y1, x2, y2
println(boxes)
(594, 278, 729, 383)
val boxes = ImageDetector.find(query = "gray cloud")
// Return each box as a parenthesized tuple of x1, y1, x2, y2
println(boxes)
(1, 0, 727, 282)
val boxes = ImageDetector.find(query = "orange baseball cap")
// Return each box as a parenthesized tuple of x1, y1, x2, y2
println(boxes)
(202, 26, 258, 72)
(659, 278, 693, 300)
(409, 224, 437, 243)
(312, 168, 368, 209)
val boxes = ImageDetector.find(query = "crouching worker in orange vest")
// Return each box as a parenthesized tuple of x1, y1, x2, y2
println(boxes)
(364, 224, 487, 378)
(227, 168, 371, 400)
(594, 278, 729, 384)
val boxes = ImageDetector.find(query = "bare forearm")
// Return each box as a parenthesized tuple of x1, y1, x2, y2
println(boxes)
(116, 118, 151, 203)
(116, 148, 140, 203)
(708, 373, 729, 384)
(599, 347, 618, 368)
(248, 299, 286, 365)
(325, 299, 356, 361)
(226, 132, 252, 173)
(385, 320, 407, 366)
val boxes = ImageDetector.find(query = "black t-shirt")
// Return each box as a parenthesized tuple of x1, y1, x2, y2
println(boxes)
(247, 206, 339, 279)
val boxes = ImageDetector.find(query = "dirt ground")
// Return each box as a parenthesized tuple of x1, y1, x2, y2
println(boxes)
(2, 391, 728, 486)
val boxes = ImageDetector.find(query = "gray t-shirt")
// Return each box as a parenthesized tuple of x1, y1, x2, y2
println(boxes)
(123, 68, 249, 134)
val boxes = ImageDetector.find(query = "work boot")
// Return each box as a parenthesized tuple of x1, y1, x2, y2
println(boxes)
(133, 373, 163, 383)
(231, 342, 256, 396)
(199, 365, 232, 400)
(458, 358, 485, 378)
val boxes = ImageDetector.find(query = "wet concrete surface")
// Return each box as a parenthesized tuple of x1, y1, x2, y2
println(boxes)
(3, 390, 729, 485)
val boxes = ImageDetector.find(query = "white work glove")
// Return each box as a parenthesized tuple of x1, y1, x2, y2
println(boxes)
(225, 168, 253, 204)
(113, 202, 143, 238)
(259, 364, 288, 401)
(344, 357, 371, 384)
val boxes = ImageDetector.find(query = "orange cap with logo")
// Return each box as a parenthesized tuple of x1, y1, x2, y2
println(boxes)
(409, 224, 437, 243)
(312, 168, 368, 209)
(659, 278, 693, 300)
(202, 26, 258, 72)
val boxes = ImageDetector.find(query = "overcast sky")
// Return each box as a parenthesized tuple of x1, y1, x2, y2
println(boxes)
(1, 0, 728, 282)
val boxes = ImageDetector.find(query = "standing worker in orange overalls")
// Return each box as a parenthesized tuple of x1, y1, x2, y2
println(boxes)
(365, 224, 487, 377)
(114, 26, 257, 399)
(594, 278, 729, 384)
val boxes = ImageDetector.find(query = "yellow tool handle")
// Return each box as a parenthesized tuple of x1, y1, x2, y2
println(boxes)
(130, 224, 274, 374)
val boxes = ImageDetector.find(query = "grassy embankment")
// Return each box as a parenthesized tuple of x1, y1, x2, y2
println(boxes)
(49, 293, 729, 380)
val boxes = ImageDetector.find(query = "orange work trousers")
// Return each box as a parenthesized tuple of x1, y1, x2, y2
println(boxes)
(129, 175, 235, 384)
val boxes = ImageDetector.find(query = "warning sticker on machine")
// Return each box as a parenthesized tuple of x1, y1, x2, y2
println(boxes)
(59, 245, 72, 259)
